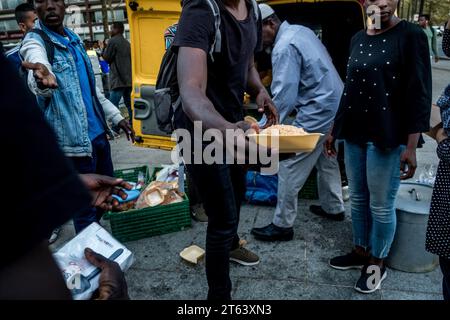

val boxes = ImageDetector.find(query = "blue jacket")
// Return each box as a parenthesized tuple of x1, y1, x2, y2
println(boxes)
(20, 20, 123, 157)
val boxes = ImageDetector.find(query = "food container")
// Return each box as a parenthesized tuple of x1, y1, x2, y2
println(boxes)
(249, 132, 323, 153)
(180, 245, 205, 264)
(386, 182, 439, 273)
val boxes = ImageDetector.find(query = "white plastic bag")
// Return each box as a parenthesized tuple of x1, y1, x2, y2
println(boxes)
(53, 222, 134, 300)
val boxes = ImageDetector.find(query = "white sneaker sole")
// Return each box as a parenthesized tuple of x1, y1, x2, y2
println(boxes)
(328, 260, 364, 270)
(230, 258, 260, 266)
(354, 270, 387, 294)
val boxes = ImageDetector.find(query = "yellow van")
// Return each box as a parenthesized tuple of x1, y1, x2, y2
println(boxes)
(126, 0, 365, 150)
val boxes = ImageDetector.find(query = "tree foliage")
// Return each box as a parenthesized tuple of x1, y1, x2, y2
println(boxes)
(399, 0, 450, 26)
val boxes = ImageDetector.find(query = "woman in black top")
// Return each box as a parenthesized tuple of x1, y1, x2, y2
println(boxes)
(325, 0, 431, 294)
(426, 21, 450, 301)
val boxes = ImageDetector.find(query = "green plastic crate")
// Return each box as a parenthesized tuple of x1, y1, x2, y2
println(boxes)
(114, 165, 150, 183)
(299, 168, 319, 200)
(104, 166, 191, 242)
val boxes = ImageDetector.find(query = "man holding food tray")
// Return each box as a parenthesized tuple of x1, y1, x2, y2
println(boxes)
(172, 0, 279, 300)
(251, 4, 345, 242)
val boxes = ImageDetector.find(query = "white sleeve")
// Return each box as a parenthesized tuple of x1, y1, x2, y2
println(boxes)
(20, 36, 56, 98)
(96, 86, 124, 126)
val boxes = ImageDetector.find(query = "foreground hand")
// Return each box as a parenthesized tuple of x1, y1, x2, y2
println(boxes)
(84, 248, 129, 300)
(400, 148, 417, 180)
(117, 120, 135, 143)
(255, 89, 278, 129)
(324, 134, 337, 157)
(22, 61, 58, 89)
(79, 174, 132, 210)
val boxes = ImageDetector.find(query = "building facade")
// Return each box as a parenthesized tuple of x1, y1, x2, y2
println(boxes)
(0, 0, 129, 49)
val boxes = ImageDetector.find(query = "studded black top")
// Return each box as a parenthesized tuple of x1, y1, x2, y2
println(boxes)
(333, 21, 432, 149)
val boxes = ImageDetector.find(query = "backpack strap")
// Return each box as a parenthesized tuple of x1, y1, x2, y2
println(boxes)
(27, 29, 55, 66)
(205, 0, 221, 61)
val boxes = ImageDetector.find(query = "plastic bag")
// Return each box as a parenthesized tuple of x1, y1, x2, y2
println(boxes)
(53, 223, 134, 300)
(245, 171, 278, 206)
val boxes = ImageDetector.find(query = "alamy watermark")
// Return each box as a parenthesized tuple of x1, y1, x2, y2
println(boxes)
(366, 265, 382, 290)
(366, 5, 382, 30)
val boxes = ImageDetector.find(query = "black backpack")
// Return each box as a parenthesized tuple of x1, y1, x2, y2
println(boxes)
(154, 0, 260, 134)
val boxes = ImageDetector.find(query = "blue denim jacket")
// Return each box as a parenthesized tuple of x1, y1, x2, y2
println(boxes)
(20, 21, 123, 157)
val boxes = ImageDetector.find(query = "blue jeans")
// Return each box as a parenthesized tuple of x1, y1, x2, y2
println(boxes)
(344, 141, 405, 259)
(69, 134, 114, 233)
(109, 87, 132, 125)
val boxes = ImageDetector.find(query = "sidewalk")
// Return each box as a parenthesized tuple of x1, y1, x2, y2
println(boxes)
(52, 135, 443, 300)
(433, 58, 450, 73)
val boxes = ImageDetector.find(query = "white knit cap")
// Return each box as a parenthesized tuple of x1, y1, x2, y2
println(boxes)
(259, 3, 275, 21)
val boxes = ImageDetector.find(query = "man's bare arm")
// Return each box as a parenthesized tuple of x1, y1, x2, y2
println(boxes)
(177, 47, 237, 132)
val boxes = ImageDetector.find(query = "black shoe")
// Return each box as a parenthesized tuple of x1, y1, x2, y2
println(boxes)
(355, 264, 387, 294)
(310, 205, 345, 221)
(251, 223, 294, 242)
(329, 251, 370, 270)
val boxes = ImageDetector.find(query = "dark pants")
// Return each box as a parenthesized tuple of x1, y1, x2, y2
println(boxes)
(69, 134, 114, 233)
(109, 87, 132, 125)
(186, 164, 246, 300)
(186, 170, 202, 206)
(440, 256, 450, 301)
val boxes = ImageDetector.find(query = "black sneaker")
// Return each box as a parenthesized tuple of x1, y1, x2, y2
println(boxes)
(355, 264, 387, 294)
(251, 223, 294, 242)
(329, 251, 370, 270)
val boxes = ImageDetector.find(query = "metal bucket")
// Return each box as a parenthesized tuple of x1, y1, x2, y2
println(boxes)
(386, 182, 439, 273)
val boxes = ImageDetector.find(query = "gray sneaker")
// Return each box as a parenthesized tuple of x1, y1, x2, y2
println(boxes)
(230, 245, 260, 266)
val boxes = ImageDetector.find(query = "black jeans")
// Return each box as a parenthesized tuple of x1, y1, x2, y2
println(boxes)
(440, 256, 450, 301)
(186, 170, 202, 206)
(186, 164, 246, 300)
(69, 134, 114, 233)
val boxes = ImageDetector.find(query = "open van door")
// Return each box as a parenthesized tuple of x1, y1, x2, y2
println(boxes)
(126, 0, 365, 150)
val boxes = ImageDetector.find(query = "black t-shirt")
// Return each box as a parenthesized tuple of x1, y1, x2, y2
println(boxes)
(0, 54, 92, 268)
(172, 0, 262, 130)
(255, 50, 272, 73)
(333, 21, 432, 148)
